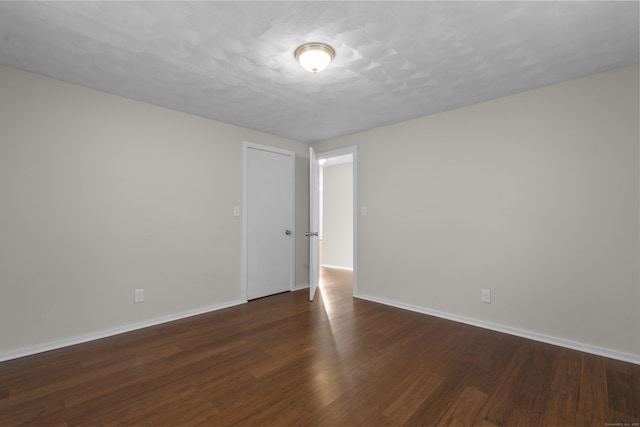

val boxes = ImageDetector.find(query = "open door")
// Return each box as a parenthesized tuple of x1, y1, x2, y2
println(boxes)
(308, 146, 320, 301)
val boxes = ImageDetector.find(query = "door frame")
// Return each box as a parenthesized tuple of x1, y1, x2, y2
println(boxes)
(314, 145, 358, 296)
(242, 141, 296, 302)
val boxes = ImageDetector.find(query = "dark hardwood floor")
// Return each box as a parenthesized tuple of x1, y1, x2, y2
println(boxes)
(1, 267, 639, 426)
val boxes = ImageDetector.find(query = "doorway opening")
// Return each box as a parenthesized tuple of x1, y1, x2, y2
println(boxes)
(316, 149, 356, 296)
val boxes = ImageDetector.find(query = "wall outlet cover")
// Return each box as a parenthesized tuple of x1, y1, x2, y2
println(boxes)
(481, 289, 491, 304)
(134, 289, 145, 303)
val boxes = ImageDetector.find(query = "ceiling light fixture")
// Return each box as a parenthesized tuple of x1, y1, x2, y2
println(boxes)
(295, 43, 335, 73)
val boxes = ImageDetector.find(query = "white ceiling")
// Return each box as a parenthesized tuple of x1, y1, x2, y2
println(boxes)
(0, 1, 638, 144)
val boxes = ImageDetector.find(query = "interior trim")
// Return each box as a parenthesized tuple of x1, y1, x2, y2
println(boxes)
(355, 293, 640, 365)
(0, 300, 245, 363)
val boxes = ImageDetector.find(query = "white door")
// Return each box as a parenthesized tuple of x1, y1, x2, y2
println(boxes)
(309, 147, 320, 301)
(246, 144, 295, 300)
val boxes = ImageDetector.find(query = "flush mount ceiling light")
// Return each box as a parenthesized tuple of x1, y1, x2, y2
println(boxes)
(295, 43, 335, 73)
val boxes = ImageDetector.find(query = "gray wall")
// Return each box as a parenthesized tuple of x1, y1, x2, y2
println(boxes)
(2, 63, 638, 362)
(322, 162, 353, 269)
(315, 65, 640, 360)
(0, 65, 309, 359)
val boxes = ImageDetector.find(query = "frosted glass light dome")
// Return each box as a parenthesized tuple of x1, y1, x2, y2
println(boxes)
(295, 43, 335, 73)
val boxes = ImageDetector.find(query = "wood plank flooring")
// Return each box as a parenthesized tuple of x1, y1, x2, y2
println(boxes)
(1, 267, 639, 426)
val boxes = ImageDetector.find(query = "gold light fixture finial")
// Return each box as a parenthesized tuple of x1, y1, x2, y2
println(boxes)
(295, 43, 335, 73)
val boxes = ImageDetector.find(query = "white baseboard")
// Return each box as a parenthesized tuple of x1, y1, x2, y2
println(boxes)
(292, 284, 310, 291)
(0, 300, 245, 363)
(355, 293, 640, 365)
(6, 293, 637, 366)
(320, 264, 353, 271)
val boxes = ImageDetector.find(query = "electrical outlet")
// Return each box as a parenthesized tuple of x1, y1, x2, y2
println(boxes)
(134, 289, 144, 304)
(481, 289, 491, 304)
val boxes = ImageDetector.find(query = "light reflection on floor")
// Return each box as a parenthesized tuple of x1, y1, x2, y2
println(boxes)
(309, 266, 355, 394)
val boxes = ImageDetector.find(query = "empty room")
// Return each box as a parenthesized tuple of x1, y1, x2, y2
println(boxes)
(0, 1, 639, 426)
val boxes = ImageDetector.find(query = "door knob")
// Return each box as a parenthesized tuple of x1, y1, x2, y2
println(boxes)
(285, 229, 292, 235)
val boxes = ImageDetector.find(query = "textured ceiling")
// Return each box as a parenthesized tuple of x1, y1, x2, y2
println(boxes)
(0, 1, 638, 143)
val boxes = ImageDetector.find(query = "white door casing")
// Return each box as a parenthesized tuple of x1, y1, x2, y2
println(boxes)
(244, 142, 295, 300)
